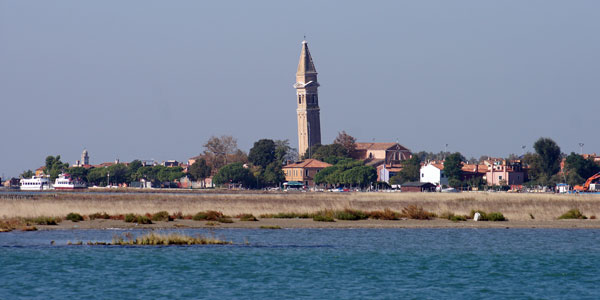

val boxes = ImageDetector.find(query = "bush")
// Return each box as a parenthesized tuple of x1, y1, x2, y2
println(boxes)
(124, 214, 153, 224)
(450, 215, 467, 222)
(29, 216, 61, 225)
(237, 214, 258, 221)
(88, 212, 110, 220)
(487, 212, 506, 221)
(334, 209, 368, 221)
(193, 211, 233, 223)
(66, 213, 84, 222)
(151, 211, 172, 222)
(401, 205, 434, 220)
(469, 210, 488, 221)
(313, 211, 335, 222)
(558, 209, 587, 220)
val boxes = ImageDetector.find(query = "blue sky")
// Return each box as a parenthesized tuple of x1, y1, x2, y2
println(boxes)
(1, 1, 599, 177)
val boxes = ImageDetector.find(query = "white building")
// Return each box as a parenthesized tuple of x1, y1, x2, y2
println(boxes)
(420, 163, 448, 186)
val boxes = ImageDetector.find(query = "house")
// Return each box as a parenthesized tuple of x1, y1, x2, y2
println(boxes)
(162, 160, 180, 167)
(401, 181, 436, 192)
(282, 159, 332, 187)
(352, 142, 411, 165)
(461, 164, 488, 182)
(420, 163, 448, 186)
(484, 159, 524, 186)
(377, 163, 403, 183)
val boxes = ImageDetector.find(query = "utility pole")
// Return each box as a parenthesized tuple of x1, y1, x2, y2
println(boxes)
(579, 143, 584, 155)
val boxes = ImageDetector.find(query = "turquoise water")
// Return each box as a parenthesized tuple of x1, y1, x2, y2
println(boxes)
(1, 228, 600, 299)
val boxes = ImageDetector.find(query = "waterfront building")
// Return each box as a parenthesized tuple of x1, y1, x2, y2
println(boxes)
(282, 159, 331, 187)
(294, 40, 322, 158)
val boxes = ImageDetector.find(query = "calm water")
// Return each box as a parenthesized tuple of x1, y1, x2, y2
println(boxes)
(1, 228, 599, 299)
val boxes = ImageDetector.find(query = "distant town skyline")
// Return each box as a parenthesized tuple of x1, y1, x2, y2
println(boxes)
(2, 1, 600, 177)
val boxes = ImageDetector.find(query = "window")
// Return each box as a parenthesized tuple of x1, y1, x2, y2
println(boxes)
(298, 95, 301, 104)
(421, 173, 424, 178)
(499, 175, 503, 180)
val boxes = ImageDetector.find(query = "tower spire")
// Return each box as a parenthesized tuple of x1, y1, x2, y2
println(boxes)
(294, 40, 322, 158)
(297, 40, 317, 75)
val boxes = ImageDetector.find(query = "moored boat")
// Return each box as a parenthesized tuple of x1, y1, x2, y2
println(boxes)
(53, 173, 87, 190)
(20, 176, 53, 191)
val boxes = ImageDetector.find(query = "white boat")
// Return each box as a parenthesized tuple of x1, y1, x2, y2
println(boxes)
(20, 176, 53, 191)
(53, 173, 87, 190)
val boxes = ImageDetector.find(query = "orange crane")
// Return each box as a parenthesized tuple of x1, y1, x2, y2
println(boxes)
(574, 172, 600, 192)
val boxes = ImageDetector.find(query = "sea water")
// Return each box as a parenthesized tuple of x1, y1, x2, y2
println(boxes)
(1, 228, 599, 299)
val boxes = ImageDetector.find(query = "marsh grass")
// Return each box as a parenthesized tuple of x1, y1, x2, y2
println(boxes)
(334, 209, 368, 221)
(27, 216, 61, 225)
(237, 214, 258, 221)
(109, 232, 232, 245)
(259, 212, 313, 219)
(368, 209, 400, 220)
(4, 191, 600, 221)
(260, 225, 282, 229)
(313, 210, 335, 222)
(558, 209, 587, 220)
(401, 205, 435, 220)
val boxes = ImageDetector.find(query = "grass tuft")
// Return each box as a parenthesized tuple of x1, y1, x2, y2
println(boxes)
(27, 216, 61, 225)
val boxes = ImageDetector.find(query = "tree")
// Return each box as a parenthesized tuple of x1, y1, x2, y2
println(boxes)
(389, 156, 420, 184)
(127, 160, 143, 182)
(310, 144, 349, 161)
(532, 137, 562, 186)
(248, 139, 277, 168)
(203, 135, 240, 170)
(259, 162, 285, 187)
(66, 167, 89, 182)
(443, 152, 465, 188)
(44, 155, 70, 181)
(274, 139, 298, 163)
(564, 153, 600, 186)
(20, 170, 34, 178)
(188, 158, 212, 187)
(87, 167, 107, 186)
(333, 131, 356, 154)
(212, 163, 255, 188)
(313, 159, 376, 187)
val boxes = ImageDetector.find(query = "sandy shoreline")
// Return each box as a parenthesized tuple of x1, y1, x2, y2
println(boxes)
(30, 218, 600, 230)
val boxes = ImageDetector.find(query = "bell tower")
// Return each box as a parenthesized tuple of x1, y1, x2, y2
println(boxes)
(294, 40, 322, 158)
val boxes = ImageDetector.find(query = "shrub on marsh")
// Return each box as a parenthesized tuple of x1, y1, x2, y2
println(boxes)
(29, 216, 61, 225)
(88, 212, 110, 220)
(487, 212, 506, 221)
(450, 215, 467, 222)
(558, 209, 587, 220)
(193, 211, 233, 223)
(151, 211, 172, 222)
(66, 213, 84, 222)
(261, 212, 313, 219)
(124, 214, 153, 224)
(401, 205, 434, 220)
(334, 209, 368, 221)
(469, 210, 488, 221)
